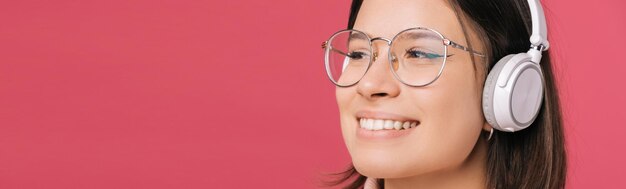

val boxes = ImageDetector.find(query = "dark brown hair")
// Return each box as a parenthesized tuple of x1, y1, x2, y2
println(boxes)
(324, 0, 567, 188)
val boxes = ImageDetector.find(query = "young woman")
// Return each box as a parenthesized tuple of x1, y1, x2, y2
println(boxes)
(321, 0, 566, 188)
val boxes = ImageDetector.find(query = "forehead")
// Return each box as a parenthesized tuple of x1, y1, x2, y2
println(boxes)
(353, 0, 461, 40)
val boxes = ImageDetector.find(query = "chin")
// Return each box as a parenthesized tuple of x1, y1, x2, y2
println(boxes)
(351, 150, 425, 179)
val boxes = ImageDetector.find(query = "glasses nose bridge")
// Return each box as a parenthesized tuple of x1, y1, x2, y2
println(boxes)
(370, 37, 392, 45)
(369, 37, 392, 62)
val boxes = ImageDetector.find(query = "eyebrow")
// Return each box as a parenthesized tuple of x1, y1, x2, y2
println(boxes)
(335, 29, 485, 57)
(348, 30, 442, 42)
(349, 32, 369, 41)
(395, 31, 441, 41)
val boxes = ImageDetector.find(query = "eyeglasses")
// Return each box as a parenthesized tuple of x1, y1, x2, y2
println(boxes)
(321, 27, 485, 87)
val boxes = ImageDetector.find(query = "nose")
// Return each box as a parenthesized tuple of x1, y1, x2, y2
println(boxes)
(356, 40, 401, 100)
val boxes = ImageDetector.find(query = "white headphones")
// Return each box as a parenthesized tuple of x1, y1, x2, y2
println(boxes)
(482, 0, 549, 132)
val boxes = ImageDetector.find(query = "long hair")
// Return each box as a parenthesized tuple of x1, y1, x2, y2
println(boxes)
(324, 0, 567, 188)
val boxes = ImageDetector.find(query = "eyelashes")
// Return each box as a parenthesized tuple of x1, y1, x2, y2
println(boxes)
(344, 48, 453, 61)
(404, 48, 451, 59)
(347, 51, 368, 60)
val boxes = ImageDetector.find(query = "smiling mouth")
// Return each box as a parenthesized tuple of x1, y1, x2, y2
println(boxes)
(358, 118, 420, 131)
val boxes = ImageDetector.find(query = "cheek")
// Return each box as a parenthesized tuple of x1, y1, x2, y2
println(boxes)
(427, 58, 485, 125)
(424, 71, 484, 129)
(422, 83, 484, 144)
(335, 87, 357, 151)
(409, 64, 485, 167)
(335, 87, 355, 119)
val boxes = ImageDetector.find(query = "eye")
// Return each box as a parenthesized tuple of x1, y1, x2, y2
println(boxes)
(405, 48, 445, 59)
(347, 51, 369, 60)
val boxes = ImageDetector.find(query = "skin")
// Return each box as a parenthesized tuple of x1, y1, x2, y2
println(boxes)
(335, 0, 493, 188)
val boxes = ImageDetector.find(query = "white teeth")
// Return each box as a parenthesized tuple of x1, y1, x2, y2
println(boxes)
(373, 119, 384, 130)
(383, 120, 394, 129)
(366, 119, 374, 130)
(393, 121, 402, 130)
(359, 118, 418, 131)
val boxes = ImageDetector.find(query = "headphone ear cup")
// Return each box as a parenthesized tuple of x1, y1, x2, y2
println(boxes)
(483, 53, 544, 132)
(483, 54, 516, 130)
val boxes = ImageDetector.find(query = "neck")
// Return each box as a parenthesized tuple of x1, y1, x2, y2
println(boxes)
(384, 139, 488, 189)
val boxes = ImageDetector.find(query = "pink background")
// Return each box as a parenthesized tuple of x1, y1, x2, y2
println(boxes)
(0, 0, 624, 188)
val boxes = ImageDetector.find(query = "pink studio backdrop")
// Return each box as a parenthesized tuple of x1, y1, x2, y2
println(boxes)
(0, 0, 624, 188)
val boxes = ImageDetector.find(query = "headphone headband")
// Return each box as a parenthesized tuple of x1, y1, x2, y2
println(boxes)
(526, 0, 549, 64)
(528, 0, 549, 50)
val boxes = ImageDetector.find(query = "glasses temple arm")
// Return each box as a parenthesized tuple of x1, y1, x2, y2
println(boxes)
(330, 47, 350, 57)
(322, 42, 351, 57)
(444, 39, 486, 57)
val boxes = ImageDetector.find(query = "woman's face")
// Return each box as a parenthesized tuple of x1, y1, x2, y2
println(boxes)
(336, 0, 489, 178)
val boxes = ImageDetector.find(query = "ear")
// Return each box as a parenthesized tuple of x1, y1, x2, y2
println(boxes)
(482, 122, 493, 132)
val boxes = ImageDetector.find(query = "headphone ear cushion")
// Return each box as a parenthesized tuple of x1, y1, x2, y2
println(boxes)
(482, 54, 516, 130)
